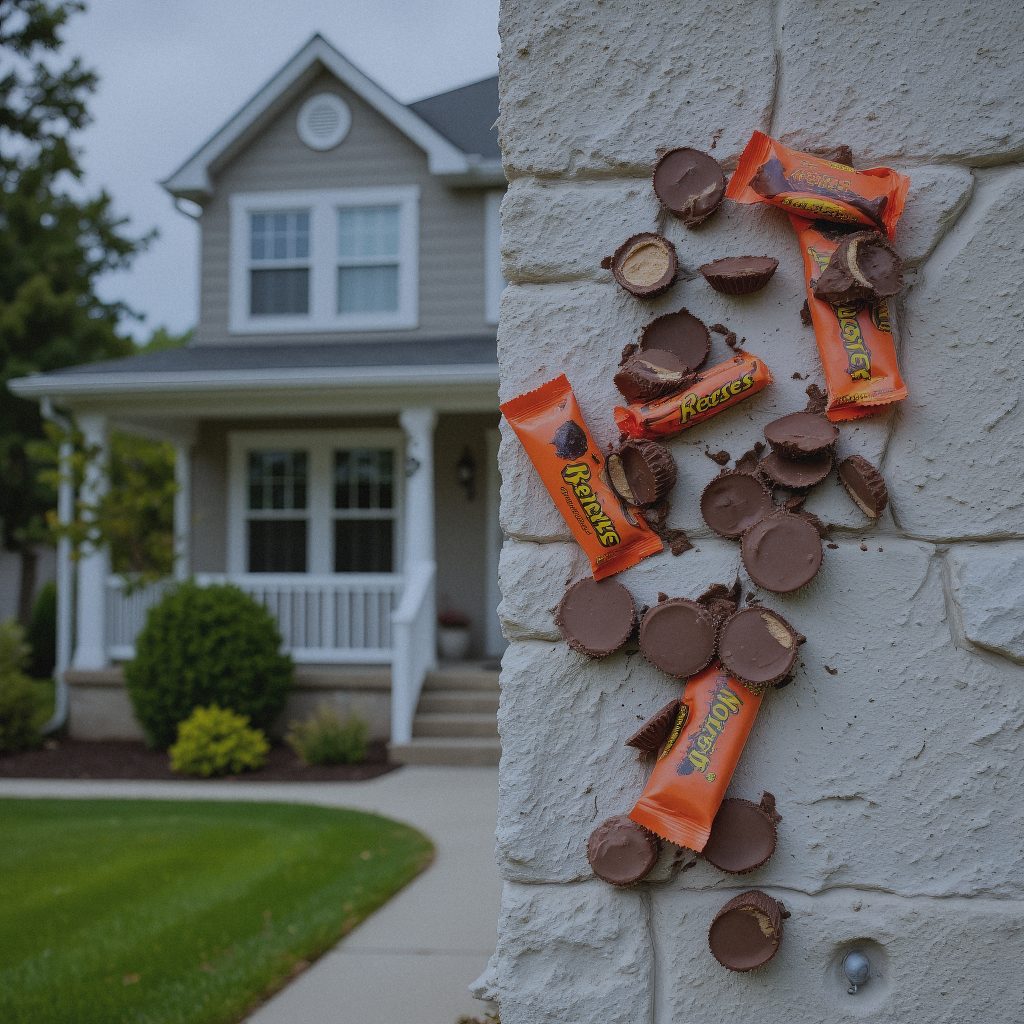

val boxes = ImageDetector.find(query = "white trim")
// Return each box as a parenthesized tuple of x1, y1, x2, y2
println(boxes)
(227, 428, 404, 576)
(229, 186, 419, 334)
(296, 92, 351, 150)
(162, 35, 470, 200)
(484, 427, 505, 658)
(484, 190, 505, 326)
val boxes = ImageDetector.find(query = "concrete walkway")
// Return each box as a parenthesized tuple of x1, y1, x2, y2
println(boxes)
(0, 768, 500, 1024)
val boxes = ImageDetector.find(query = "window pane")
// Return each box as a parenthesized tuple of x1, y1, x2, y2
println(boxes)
(247, 451, 308, 510)
(334, 451, 351, 509)
(334, 519, 393, 573)
(337, 205, 399, 259)
(251, 268, 309, 315)
(337, 265, 398, 315)
(334, 449, 395, 510)
(248, 519, 307, 572)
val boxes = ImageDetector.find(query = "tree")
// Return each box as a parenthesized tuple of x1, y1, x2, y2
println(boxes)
(0, 0, 151, 623)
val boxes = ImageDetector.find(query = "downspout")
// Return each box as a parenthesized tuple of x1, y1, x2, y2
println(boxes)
(39, 397, 74, 735)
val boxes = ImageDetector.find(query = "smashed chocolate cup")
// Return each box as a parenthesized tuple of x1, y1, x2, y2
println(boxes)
(703, 793, 781, 874)
(838, 454, 889, 518)
(758, 449, 833, 491)
(614, 349, 693, 403)
(652, 147, 725, 226)
(763, 411, 839, 459)
(626, 698, 684, 757)
(708, 890, 789, 972)
(607, 439, 677, 508)
(639, 308, 712, 371)
(587, 814, 660, 887)
(812, 230, 903, 306)
(699, 256, 779, 296)
(555, 577, 637, 658)
(718, 606, 803, 690)
(602, 232, 678, 297)
(639, 598, 718, 679)
(700, 471, 773, 539)
(741, 511, 823, 593)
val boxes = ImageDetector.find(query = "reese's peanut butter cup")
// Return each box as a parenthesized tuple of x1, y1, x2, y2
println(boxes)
(703, 793, 781, 875)
(763, 411, 839, 459)
(625, 698, 684, 757)
(741, 510, 823, 593)
(639, 308, 712, 371)
(699, 256, 779, 295)
(501, 375, 663, 579)
(607, 439, 677, 508)
(614, 349, 694, 403)
(838, 454, 889, 518)
(555, 577, 637, 658)
(727, 130, 909, 238)
(651, 147, 726, 226)
(708, 890, 789, 971)
(587, 814, 660, 887)
(614, 351, 772, 440)
(812, 229, 903, 306)
(700, 471, 773, 539)
(718, 606, 803, 690)
(630, 662, 765, 851)
(639, 598, 718, 680)
(758, 449, 833, 491)
(602, 232, 678, 297)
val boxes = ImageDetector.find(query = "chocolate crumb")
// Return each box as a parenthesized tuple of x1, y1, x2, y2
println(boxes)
(824, 665, 839, 676)
(709, 322, 739, 351)
(859, 542, 868, 551)
(705, 448, 731, 466)
(667, 529, 693, 556)
(804, 384, 828, 415)
(827, 542, 839, 550)
(783, 494, 807, 512)
(792, 371, 807, 380)
(657, 592, 669, 603)
(734, 442, 766, 475)
(878, 546, 884, 552)
(799, 300, 812, 327)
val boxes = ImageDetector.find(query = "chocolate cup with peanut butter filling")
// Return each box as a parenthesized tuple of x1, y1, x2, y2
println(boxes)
(699, 255, 779, 296)
(614, 348, 694, 403)
(838, 454, 889, 518)
(602, 233, 678, 298)
(763, 411, 839, 459)
(639, 597, 718, 679)
(812, 229, 903, 306)
(639, 308, 712, 371)
(625, 698, 684, 757)
(587, 814, 660, 886)
(708, 890, 789, 971)
(718, 606, 804, 691)
(741, 511, 823, 593)
(758, 449, 834, 491)
(652, 147, 726, 226)
(703, 793, 782, 875)
(555, 577, 636, 658)
(607, 439, 677, 508)
(700, 471, 774, 539)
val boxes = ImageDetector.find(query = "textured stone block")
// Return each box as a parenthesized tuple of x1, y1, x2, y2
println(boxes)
(895, 166, 974, 270)
(775, 0, 1024, 164)
(948, 543, 1024, 662)
(886, 168, 1024, 539)
(498, 0, 774, 176)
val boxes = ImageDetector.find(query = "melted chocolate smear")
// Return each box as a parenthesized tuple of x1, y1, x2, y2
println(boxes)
(799, 300, 812, 327)
(645, 499, 669, 531)
(812, 144, 854, 167)
(620, 342, 638, 365)
(804, 384, 828, 415)
(705, 448, 731, 466)
(792, 371, 807, 380)
(734, 441, 766, 475)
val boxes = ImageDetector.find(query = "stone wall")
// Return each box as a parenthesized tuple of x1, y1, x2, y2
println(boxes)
(484, 2, 1024, 1021)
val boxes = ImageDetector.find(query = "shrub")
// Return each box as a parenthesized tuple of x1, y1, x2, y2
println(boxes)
(26, 581, 57, 679)
(0, 621, 42, 753)
(169, 705, 269, 777)
(287, 704, 368, 765)
(124, 581, 293, 749)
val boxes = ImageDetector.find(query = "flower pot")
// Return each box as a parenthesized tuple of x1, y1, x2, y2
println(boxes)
(438, 625, 471, 661)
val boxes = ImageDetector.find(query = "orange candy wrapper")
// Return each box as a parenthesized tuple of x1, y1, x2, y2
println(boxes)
(791, 216, 908, 421)
(630, 662, 763, 852)
(614, 351, 772, 440)
(726, 130, 910, 239)
(501, 374, 663, 579)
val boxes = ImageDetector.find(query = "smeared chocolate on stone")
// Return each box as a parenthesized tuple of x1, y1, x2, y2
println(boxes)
(708, 890, 789, 971)
(759, 449, 834, 491)
(639, 598, 717, 679)
(555, 577, 636, 658)
(607, 439, 677, 507)
(699, 256, 779, 296)
(700, 472, 773, 539)
(614, 348, 694, 403)
(719, 606, 804, 689)
(812, 229, 903, 306)
(587, 814, 659, 886)
(639, 308, 712, 370)
(813, 144, 854, 167)
(763, 411, 839, 459)
(838, 454, 889, 518)
(625, 698, 683, 757)
(703, 793, 782, 874)
(551, 419, 588, 460)
(602, 232, 678, 298)
(741, 511, 823, 593)
(734, 441, 766, 475)
(652, 147, 726, 226)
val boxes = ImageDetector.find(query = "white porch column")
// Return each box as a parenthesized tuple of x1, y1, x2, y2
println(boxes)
(173, 439, 192, 580)
(72, 413, 110, 669)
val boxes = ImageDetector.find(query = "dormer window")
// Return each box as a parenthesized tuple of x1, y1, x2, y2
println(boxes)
(230, 187, 418, 333)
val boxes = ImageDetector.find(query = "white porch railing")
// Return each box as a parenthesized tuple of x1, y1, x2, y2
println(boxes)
(389, 560, 437, 745)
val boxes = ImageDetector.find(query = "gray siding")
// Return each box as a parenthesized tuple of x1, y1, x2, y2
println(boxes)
(195, 70, 499, 346)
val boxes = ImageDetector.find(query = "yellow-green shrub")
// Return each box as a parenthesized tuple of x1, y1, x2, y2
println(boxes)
(286, 704, 368, 765)
(169, 705, 269, 777)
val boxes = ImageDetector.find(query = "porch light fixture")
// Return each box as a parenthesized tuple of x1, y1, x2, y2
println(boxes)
(457, 447, 476, 500)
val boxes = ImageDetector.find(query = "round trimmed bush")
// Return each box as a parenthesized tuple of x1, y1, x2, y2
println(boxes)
(124, 581, 293, 748)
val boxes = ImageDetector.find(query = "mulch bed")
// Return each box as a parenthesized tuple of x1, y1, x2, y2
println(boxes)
(0, 738, 398, 782)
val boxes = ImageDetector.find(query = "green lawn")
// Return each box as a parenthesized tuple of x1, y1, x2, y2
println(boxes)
(0, 798, 434, 1024)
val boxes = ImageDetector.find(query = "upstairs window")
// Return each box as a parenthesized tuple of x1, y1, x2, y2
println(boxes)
(336, 206, 400, 315)
(249, 210, 310, 316)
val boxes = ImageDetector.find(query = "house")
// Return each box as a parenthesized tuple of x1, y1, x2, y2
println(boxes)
(9, 34, 505, 764)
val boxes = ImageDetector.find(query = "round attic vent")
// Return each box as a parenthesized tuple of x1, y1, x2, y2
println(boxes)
(297, 93, 351, 151)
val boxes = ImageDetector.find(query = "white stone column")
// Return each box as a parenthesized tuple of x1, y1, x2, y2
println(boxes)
(398, 408, 437, 569)
(72, 412, 110, 669)
(173, 439, 192, 580)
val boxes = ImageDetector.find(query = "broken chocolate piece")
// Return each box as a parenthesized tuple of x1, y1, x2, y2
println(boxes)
(804, 384, 828, 415)
(705, 448, 731, 466)
(741, 511, 823, 593)
(700, 471, 774, 539)
(652, 147, 726, 226)
(607, 439, 677, 507)
(699, 256, 779, 296)
(763, 411, 839, 459)
(812, 229, 903, 305)
(551, 419, 588, 460)
(799, 300, 812, 326)
(733, 441, 766, 476)
(614, 348, 694, 403)
(708, 890, 789, 971)
(626, 698, 683, 756)
(703, 793, 781, 874)
(602, 232, 678, 298)
(587, 814, 660, 886)
(696, 580, 741, 626)
(813, 144, 854, 167)
(639, 308, 711, 370)
(838, 454, 889, 518)
(555, 577, 637, 658)
(667, 529, 693, 556)
(639, 598, 717, 679)
(758, 449, 834, 491)
(718, 606, 803, 690)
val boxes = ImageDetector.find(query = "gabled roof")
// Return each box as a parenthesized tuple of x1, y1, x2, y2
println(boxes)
(410, 77, 500, 161)
(162, 34, 502, 201)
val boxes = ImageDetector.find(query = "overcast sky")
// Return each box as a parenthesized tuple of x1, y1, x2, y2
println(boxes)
(62, 0, 500, 342)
